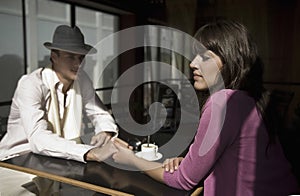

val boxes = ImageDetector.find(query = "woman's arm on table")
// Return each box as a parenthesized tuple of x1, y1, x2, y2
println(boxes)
(112, 139, 165, 183)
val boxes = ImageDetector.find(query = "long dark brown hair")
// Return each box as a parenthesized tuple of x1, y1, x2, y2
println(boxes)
(194, 19, 278, 143)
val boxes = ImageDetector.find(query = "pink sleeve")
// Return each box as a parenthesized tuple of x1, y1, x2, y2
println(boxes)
(163, 91, 240, 190)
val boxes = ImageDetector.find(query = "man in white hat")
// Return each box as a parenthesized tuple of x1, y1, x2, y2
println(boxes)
(0, 25, 120, 163)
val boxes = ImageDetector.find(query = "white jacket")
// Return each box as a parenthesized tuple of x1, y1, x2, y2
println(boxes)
(0, 68, 118, 162)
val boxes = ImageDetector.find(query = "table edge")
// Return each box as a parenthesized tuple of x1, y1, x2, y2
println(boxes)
(0, 161, 134, 196)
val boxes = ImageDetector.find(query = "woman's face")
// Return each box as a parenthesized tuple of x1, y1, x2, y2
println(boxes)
(190, 50, 223, 91)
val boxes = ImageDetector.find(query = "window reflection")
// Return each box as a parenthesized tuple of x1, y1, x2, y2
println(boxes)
(26, 0, 70, 72)
(76, 6, 119, 105)
(0, 0, 24, 117)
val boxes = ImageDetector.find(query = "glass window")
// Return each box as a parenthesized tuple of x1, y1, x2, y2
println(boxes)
(0, 0, 24, 117)
(26, 0, 70, 72)
(76, 7, 119, 104)
(143, 26, 192, 108)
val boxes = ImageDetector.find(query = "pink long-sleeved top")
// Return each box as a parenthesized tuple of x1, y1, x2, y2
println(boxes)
(163, 89, 298, 196)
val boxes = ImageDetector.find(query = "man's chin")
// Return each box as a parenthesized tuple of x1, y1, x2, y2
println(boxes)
(69, 75, 78, 81)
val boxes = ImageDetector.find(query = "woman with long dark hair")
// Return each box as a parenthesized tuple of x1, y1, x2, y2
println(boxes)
(112, 20, 298, 196)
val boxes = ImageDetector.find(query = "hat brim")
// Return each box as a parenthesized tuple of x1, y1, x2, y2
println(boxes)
(44, 42, 97, 55)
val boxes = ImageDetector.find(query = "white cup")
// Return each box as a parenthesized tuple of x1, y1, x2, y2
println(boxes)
(141, 143, 158, 160)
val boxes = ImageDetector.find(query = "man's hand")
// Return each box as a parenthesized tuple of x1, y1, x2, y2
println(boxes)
(162, 157, 184, 173)
(90, 132, 113, 147)
(85, 141, 117, 162)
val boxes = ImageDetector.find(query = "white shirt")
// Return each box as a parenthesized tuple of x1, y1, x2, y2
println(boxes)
(0, 68, 118, 162)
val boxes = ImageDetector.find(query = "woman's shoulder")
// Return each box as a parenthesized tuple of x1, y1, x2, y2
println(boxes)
(205, 89, 254, 108)
(211, 89, 251, 100)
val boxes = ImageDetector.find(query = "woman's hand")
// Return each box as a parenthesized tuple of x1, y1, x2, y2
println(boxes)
(162, 157, 184, 173)
(90, 131, 113, 147)
(113, 137, 133, 150)
(112, 139, 136, 165)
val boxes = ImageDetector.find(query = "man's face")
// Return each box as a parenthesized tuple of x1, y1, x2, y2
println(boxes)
(51, 50, 85, 83)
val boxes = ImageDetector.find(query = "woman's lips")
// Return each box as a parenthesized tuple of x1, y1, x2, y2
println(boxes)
(193, 72, 203, 78)
(193, 75, 201, 80)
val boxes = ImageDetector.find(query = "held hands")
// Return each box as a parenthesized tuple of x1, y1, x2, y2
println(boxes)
(86, 140, 118, 162)
(162, 157, 184, 173)
(85, 137, 133, 163)
(112, 138, 136, 165)
(90, 131, 113, 147)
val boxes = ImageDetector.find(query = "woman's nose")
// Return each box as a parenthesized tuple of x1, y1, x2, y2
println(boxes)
(190, 61, 198, 70)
